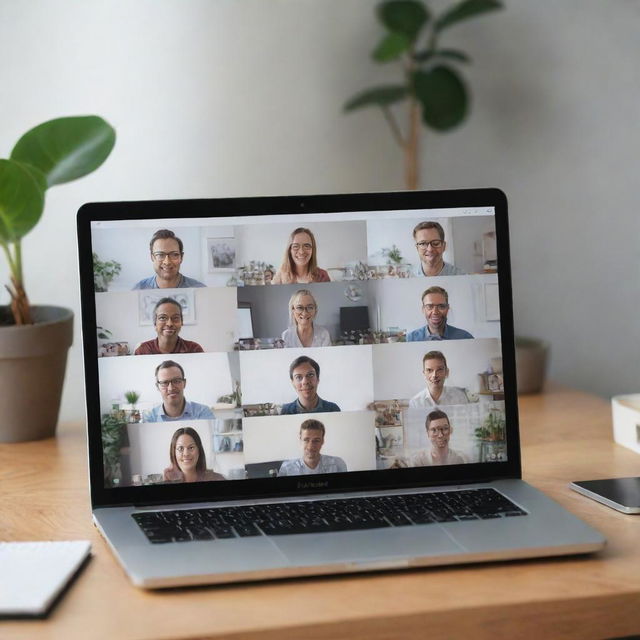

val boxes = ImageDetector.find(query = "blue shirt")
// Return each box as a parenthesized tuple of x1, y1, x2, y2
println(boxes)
(280, 396, 341, 415)
(133, 274, 206, 289)
(406, 324, 474, 341)
(142, 399, 214, 422)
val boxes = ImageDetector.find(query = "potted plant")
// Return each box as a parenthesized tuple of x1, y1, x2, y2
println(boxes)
(344, 0, 503, 189)
(124, 390, 141, 423)
(101, 413, 127, 487)
(0, 116, 115, 442)
(475, 407, 506, 462)
(93, 252, 122, 292)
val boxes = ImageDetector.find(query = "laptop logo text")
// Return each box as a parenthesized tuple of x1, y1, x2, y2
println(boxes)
(297, 480, 329, 489)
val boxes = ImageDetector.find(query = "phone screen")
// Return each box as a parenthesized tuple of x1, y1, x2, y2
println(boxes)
(570, 477, 640, 513)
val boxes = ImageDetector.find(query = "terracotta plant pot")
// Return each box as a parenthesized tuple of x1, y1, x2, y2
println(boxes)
(0, 306, 73, 442)
(515, 336, 550, 395)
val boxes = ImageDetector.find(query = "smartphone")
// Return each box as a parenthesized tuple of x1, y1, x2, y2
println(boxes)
(570, 477, 640, 514)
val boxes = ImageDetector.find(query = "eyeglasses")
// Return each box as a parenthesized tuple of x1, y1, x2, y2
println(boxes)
(293, 304, 316, 313)
(416, 240, 443, 249)
(293, 372, 317, 382)
(155, 314, 182, 323)
(423, 303, 449, 311)
(176, 444, 197, 454)
(156, 377, 185, 388)
(290, 243, 312, 252)
(152, 251, 182, 261)
(428, 425, 451, 435)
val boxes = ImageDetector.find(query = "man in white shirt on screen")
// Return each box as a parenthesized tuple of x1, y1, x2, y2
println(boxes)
(409, 350, 471, 408)
(278, 419, 347, 476)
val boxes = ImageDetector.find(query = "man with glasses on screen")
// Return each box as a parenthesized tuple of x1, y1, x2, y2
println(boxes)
(278, 419, 347, 476)
(133, 229, 206, 289)
(409, 350, 471, 408)
(407, 286, 474, 341)
(412, 221, 464, 277)
(280, 356, 341, 415)
(142, 360, 214, 422)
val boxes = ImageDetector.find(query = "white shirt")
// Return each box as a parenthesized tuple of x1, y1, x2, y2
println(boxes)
(410, 448, 468, 466)
(281, 325, 331, 348)
(409, 386, 470, 408)
(278, 454, 347, 476)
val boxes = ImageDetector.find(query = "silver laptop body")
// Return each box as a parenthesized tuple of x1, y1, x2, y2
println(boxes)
(78, 189, 604, 588)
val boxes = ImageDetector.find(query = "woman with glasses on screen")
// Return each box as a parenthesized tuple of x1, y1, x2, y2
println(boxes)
(281, 289, 331, 348)
(272, 228, 331, 284)
(163, 427, 225, 483)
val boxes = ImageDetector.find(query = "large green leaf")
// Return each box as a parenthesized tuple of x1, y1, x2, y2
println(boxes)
(434, 0, 503, 33)
(413, 66, 468, 130)
(378, 0, 430, 41)
(10, 115, 116, 188)
(372, 32, 411, 62)
(414, 48, 471, 64)
(344, 85, 409, 112)
(0, 159, 47, 243)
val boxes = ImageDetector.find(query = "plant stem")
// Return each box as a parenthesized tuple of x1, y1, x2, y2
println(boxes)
(2, 241, 31, 325)
(381, 106, 405, 148)
(404, 47, 420, 190)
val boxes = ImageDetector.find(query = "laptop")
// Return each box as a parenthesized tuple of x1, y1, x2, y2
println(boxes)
(77, 188, 605, 588)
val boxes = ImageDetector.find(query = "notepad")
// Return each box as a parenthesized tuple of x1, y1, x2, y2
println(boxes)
(0, 540, 91, 617)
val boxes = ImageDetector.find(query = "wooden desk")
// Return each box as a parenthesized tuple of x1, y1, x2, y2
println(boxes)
(2, 386, 640, 639)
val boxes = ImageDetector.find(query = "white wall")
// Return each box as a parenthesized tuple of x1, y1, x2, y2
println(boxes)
(2, 0, 639, 424)
(242, 411, 376, 471)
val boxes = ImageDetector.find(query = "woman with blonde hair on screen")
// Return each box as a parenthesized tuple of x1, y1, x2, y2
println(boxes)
(272, 227, 331, 284)
(281, 289, 331, 348)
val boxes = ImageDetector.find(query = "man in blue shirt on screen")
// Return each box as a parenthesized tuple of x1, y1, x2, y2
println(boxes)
(142, 360, 214, 422)
(280, 356, 340, 415)
(407, 286, 473, 341)
(133, 229, 205, 289)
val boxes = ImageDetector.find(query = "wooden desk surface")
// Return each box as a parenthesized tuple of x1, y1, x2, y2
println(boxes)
(2, 386, 640, 640)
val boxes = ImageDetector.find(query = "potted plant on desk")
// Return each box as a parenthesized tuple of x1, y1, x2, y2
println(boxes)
(0, 116, 115, 442)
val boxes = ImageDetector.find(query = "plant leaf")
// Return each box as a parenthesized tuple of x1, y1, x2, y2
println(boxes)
(434, 0, 503, 33)
(344, 85, 409, 112)
(378, 0, 430, 41)
(10, 115, 116, 188)
(0, 159, 46, 243)
(414, 48, 471, 63)
(413, 65, 468, 130)
(372, 32, 411, 62)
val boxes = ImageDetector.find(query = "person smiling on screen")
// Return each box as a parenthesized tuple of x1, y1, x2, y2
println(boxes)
(412, 221, 464, 277)
(272, 227, 330, 284)
(281, 289, 331, 348)
(135, 298, 204, 355)
(133, 228, 205, 289)
(280, 356, 340, 415)
(407, 286, 473, 341)
(163, 427, 225, 483)
(409, 350, 471, 408)
(142, 360, 214, 422)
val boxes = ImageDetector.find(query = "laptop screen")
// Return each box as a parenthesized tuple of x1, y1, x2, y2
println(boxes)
(82, 191, 517, 503)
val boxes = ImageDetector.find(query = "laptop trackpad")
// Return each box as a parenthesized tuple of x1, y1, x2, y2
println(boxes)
(275, 526, 462, 565)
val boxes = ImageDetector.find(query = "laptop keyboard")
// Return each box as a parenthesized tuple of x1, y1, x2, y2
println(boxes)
(133, 488, 527, 544)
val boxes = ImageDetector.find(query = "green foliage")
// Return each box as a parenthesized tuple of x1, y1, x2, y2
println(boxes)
(101, 413, 126, 486)
(0, 116, 115, 322)
(344, 0, 502, 137)
(93, 252, 122, 292)
(124, 390, 140, 406)
(382, 244, 404, 264)
(475, 409, 506, 441)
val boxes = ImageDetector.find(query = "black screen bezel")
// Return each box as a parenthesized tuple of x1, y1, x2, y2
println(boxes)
(77, 188, 520, 508)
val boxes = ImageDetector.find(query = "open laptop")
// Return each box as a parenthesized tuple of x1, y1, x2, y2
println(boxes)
(77, 188, 604, 588)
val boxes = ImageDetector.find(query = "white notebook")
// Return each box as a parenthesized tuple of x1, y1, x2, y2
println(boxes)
(0, 540, 91, 617)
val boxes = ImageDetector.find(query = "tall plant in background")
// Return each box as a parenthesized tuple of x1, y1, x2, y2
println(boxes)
(0, 116, 115, 324)
(344, 0, 502, 189)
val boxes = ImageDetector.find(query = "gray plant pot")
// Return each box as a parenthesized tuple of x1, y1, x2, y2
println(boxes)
(515, 336, 550, 395)
(0, 306, 73, 443)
